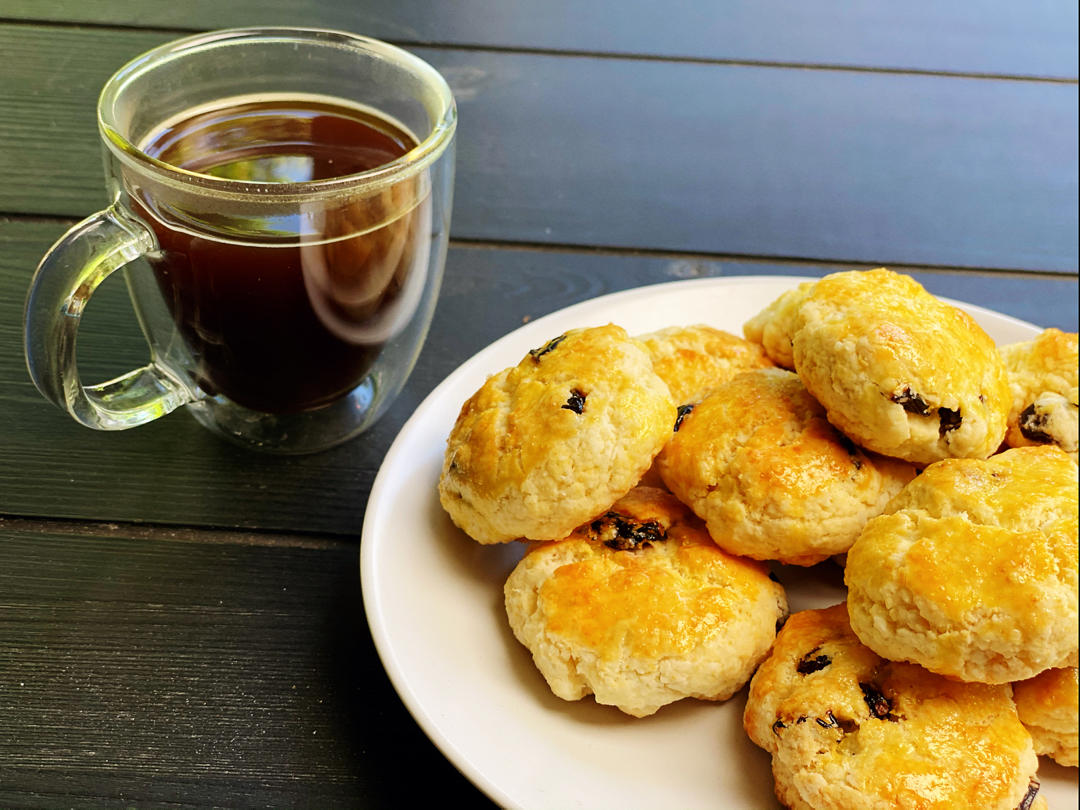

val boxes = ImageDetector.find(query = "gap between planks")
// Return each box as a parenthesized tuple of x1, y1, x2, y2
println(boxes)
(0, 514, 355, 551)
(0, 17, 1075, 84)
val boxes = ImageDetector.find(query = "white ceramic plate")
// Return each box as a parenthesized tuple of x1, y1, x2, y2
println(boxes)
(361, 276, 1078, 810)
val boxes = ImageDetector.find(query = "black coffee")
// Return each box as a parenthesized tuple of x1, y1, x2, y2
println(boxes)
(140, 97, 424, 414)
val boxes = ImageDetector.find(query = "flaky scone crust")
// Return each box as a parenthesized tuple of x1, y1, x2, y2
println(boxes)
(657, 368, 916, 565)
(504, 486, 787, 717)
(744, 604, 1042, 810)
(999, 328, 1079, 461)
(845, 446, 1079, 683)
(438, 324, 676, 543)
(1013, 666, 1079, 767)
(790, 268, 1010, 465)
(636, 323, 773, 405)
(742, 280, 815, 370)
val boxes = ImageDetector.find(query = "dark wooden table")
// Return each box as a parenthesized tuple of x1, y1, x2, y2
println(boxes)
(1, 3, 1076, 808)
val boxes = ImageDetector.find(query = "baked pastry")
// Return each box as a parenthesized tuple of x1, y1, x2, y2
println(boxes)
(635, 323, 773, 405)
(1013, 666, 1079, 768)
(999, 328, 1079, 461)
(744, 603, 1046, 810)
(504, 486, 788, 717)
(790, 268, 1010, 465)
(742, 280, 814, 369)
(845, 446, 1079, 683)
(438, 324, 676, 543)
(656, 368, 917, 565)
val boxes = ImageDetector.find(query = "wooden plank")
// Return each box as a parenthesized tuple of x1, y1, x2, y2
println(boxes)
(3, 218, 1077, 533)
(0, 519, 493, 808)
(1, 0, 1076, 79)
(435, 47, 1077, 273)
(0, 26, 1075, 273)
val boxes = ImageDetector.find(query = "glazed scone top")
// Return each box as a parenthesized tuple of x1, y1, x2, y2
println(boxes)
(876, 444, 1078, 537)
(657, 367, 916, 565)
(636, 323, 774, 405)
(744, 604, 1042, 810)
(1013, 666, 1080, 722)
(1012, 666, 1079, 767)
(503, 486, 788, 717)
(745, 604, 884, 755)
(438, 324, 676, 544)
(790, 268, 1010, 464)
(521, 487, 784, 662)
(999, 328, 1079, 459)
(741, 280, 814, 370)
(845, 446, 1079, 683)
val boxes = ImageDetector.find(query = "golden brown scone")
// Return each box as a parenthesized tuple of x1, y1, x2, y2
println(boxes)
(504, 486, 788, 717)
(790, 268, 1011, 465)
(999, 328, 1079, 461)
(656, 368, 917, 566)
(742, 280, 815, 369)
(635, 323, 773, 405)
(438, 325, 676, 543)
(1013, 666, 1079, 767)
(845, 446, 1079, 684)
(744, 604, 1045, 810)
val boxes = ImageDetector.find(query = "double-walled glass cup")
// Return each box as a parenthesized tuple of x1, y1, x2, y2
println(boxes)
(24, 28, 456, 453)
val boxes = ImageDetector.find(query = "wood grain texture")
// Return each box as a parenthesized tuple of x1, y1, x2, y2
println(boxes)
(0, 25, 1075, 272)
(1, 0, 1076, 78)
(3, 7, 1077, 808)
(4, 218, 1077, 534)
(0, 519, 494, 808)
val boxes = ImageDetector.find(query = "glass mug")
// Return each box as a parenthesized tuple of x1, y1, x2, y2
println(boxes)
(24, 28, 456, 453)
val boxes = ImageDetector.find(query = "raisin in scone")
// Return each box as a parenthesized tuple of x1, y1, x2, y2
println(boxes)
(999, 328, 1079, 462)
(744, 604, 1046, 810)
(1013, 666, 1079, 768)
(656, 368, 916, 566)
(438, 325, 676, 543)
(845, 446, 1079, 684)
(790, 268, 1010, 465)
(636, 323, 773, 405)
(742, 280, 815, 370)
(504, 486, 787, 717)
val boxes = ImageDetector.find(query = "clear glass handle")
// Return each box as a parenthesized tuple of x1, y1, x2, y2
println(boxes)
(24, 204, 196, 429)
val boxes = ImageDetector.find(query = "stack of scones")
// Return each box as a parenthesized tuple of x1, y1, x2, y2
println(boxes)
(437, 268, 1078, 810)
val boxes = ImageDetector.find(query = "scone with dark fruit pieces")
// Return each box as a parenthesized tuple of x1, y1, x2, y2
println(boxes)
(657, 368, 916, 566)
(439, 324, 676, 543)
(504, 486, 787, 717)
(999, 328, 1078, 461)
(790, 268, 1010, 464)
(744, 603, 1046, 810)
(845, 446, 1079, 684)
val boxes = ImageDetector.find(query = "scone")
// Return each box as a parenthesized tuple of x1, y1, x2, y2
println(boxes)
(999, 328, 1079, 461)
(1013, 666, 1079, 768)
(656, 368, 917, 566)
(790, 268, 1010, 465)
(439, 324, 677, 543)
(635, 323, 773, 405)
(744, 604, 1046, 810)
(504, 486, 788, 717)
(742, 279, 815, 369)
(845, 446, 1079, 683)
